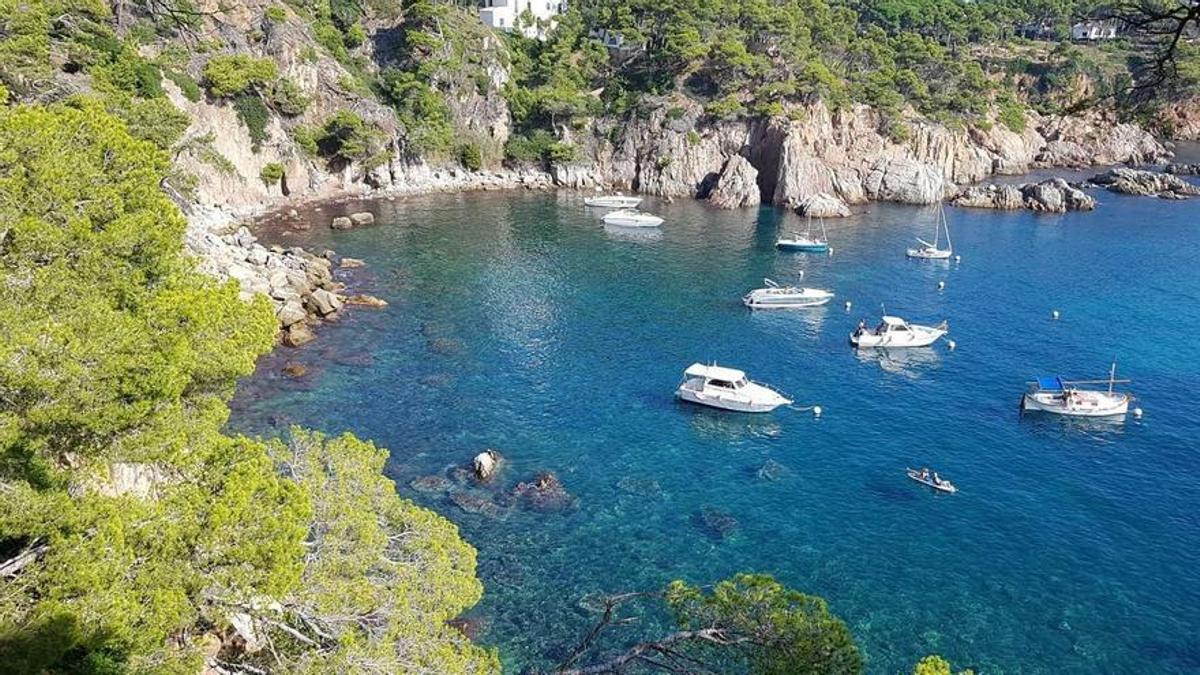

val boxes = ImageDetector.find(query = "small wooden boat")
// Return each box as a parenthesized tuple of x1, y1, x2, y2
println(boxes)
(1021, 364, 1131, 418)
(602, 209, 663, 227)
(906, 467, 957, 494)
(585, 194, 642, 208)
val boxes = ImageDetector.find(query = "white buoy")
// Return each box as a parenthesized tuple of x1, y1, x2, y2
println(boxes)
(954, 255, 961, 263)
(827, 247, 834, 256)
(947, 340, 957, 350)
(844, 300, 852, 312)
(1052, 310, 1060, 320)
(1134, 407, 1143, 419)
(798, 270, 804, 280)
(812, 406, 823, 418)
(938, 281, 946, 291)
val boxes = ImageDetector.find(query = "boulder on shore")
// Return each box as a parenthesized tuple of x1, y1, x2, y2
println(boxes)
(796, 192, 851, 218)
(1165, 163, 1200, 176)
(345, 294, 388, 308)
(339, 257, 367, 268)
(330, 216, 353, 230)
(950, 178, 1095, 213)
(707, 155, 761, 209)
(1090, 167, 1200, 199)
(282, 323, 315, 347)
(350, 211, 375, 226)
(306, 288, 343, 317)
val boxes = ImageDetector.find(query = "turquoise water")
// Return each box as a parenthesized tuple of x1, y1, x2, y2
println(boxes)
(233, 184, 1200, 673)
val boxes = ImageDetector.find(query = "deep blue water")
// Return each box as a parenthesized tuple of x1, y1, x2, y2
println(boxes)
(232, 183, 1200, 673)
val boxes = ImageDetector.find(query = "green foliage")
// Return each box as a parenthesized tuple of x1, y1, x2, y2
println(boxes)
(233, 93, 270, 151)
(311, 110, 388, 167)
(705, 94, 747, 120)
(266, 77, 310, 116)
(265, 5, 288, 22)
(997, 93, 1027, 132)
(260, 161, 285, 186)
(202, 54, 277, 98)
(165, 69, 202, 102)
(914, 654, 953, 675)
(459, 143, 482, 171)
(503, 131, 575, 165)
(104, 94, 191, 150)
(666, 573, 862, 674)
(378, 68, 454, 154)
(0, 101, 496, 673)
(686, 130, 701, 146)
(291, 125, 319, 155)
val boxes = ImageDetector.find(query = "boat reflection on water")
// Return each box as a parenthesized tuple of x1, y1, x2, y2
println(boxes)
(745, 303, 829, 333)
(603, 223, 663, 242)
(683, 406, 784, 442)
(855, 347, 941, 379)
(1018, 406, 1130, 443)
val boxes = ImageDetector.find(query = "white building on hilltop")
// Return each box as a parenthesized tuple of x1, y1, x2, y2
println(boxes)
(479, 0, 566, 39)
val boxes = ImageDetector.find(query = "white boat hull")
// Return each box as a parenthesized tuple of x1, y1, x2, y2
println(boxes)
(906, 247, 952, 260)
(602, 211, 663, 227)
(743, 289, 833, 309)
(1021, 391, 1129, 418)
(586, 196, 642, 208)
(677, 387, 788, 413)
(851, 326, 946, 348)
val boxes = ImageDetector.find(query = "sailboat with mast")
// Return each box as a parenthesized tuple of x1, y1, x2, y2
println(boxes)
(777, 215, 829, 253)
(1020, 363, 1132, 418)
(906, 205, 953, 259)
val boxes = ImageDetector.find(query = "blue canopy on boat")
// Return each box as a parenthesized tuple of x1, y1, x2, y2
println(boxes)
(1036, 376, 1064, 391)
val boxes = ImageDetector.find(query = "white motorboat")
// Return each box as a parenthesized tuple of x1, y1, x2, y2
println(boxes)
(851, 316, 947, 348)
(602, 209, 663, 227)
(743, 278, 834, 309)
(585, 194, 643, 208)
(676, 363, 792, 413)
(1021, 364, 1131, 418)
(906, 205, 953, 259)
(906, 467, 957, 494)
(777, 216, 829, 252)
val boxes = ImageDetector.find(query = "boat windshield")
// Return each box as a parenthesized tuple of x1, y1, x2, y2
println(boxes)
(733, 377, 749, 388)
(707, 379, 735, 389)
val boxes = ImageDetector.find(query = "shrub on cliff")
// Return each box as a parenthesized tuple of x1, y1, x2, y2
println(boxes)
(202, 54, 278, 98)
(0, 101, 497, 673)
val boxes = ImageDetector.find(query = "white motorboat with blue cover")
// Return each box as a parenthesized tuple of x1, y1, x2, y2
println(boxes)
(1021, 364, 1131, 418)
(602, 209, 663, 227)
(676, 363, 792, 413)
(585, 194, 642, 208)
(743, 278, 834, 309)
(851, 316, 948, 348)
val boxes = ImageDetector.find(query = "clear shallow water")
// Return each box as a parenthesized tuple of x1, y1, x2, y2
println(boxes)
(233, 186, 1200, 673)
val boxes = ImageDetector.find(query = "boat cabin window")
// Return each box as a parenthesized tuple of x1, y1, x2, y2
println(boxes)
(734, 377, 749, 388)
(708, 379, 736, 389)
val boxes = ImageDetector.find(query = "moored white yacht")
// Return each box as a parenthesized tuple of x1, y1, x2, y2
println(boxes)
(585, 194, 642, 208)
(676, 363, 792, 413)
(602, 209, 664, 227)
(1021, 365, 1131, 418)
(743, 278, 834, 309)
(851, 316, 948, 348)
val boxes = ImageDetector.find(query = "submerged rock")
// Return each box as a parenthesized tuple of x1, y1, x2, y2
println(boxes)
(448, 489, 506, 518)
(509, 472, 577, 512)
(697, 506, 738, 540)
(756, 459, 788, 481)
(616, 476, 663, 498)
(409, 475, 452, 493)
(281, 362, 307, 378)
(339, 257, 367, 268)
(344, 294, 388, 308)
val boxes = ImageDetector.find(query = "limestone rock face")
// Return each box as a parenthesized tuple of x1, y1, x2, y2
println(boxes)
(796, 192, 851, 218)
(862, 157, 949, 204)
(1165, 163, 1200, 176)
(707, 155, 761, 209)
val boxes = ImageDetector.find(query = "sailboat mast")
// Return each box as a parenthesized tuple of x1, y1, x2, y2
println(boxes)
(941, 205, 951, 251)
(1108, 362, 1116, 394)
